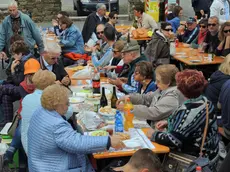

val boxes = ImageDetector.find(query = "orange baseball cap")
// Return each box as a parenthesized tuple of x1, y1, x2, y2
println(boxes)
(24, 58, 41, 75)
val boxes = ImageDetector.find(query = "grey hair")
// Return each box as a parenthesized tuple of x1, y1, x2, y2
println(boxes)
(8, 0, 18, 8)
(96, 3, 106, 11)
(209, 16, 219, 24)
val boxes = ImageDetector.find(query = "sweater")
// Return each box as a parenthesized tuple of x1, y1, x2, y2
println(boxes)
(203, 31, 220, 54)
(152, 96, 219, 162)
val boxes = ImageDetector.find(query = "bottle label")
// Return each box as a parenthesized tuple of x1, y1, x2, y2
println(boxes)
(93, 81, 100, 88)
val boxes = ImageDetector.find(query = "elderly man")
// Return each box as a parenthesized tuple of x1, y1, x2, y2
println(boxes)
(203, 16, 220, 54)
(210, 0, 230, 25)
(133, 5, 158, 31)
(82, 3, 107, 44)
(177, 17, 199, 44)
(0, 0, 44, 59)
(109, 40, 147, 93)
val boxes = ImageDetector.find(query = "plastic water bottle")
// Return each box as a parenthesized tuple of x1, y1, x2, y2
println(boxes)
(115, 110, 123, 133)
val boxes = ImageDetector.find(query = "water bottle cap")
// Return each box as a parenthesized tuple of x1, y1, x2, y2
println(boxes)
(196, 166, 201, 171)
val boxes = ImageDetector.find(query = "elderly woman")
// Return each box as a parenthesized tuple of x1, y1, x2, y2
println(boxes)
(147, 70, 219, 170)
(21, 70, 56, 154)
(28, 84, 124, 172)
(58, 16, 86, 66)
(216, 22, 230, 57)
(117, 64, 184, 122)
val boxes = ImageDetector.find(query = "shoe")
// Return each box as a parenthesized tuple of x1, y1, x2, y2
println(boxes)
(3, 151, 14, 165)
(219, 141, 227, 159)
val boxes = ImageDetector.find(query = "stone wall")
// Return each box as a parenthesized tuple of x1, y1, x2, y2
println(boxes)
(0, 0, 61, 23)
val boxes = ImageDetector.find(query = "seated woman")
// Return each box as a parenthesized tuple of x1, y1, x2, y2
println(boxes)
(191, 18, 208, 49)
(147, 70, 219, 170)
(166, 6, 183, 33)
(216, 22, 230, 57)
(27, 84, 124, 172)
(104, 40, 125, 75)
(58, 16, 87, 66)
(144, 22, 173, 68)
(205, 54, 230, 118)
(105, 11, 122, 40)
(117, 64, 184, 122)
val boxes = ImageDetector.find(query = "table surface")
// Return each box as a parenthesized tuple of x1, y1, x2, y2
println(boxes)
(174, 44, 224, 66)
(93, 128, 170, 159)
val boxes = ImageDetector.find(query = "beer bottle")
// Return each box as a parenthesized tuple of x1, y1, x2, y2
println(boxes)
(100, 87, 108, 107)
(111, 86, 118, 108)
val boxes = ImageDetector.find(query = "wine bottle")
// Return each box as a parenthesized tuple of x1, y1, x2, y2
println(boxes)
(111, 86, 118, 108)
(100, 87, 108, 107)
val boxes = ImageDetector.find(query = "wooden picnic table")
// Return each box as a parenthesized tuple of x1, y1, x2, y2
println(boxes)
(173, 44, 224, 66)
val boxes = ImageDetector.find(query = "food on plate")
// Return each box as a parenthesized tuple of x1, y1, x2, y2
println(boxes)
(72, 66, 85, 72)
(116, 132, 130, 140)
(91, 130, 108, 136)
(99, 106, 116, 115)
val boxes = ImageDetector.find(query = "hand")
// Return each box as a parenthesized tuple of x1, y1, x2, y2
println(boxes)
(61, 76, 70, 86)
(119, 77, 128, 83)
(116, 95, 130, 110)
(11, 60, 20, 72)
(156, 121, 168, 131)
(0, 52, 8, 60)
(146, 128, 155, 139)
(116, 102, 125, 111)
(226, 36, 230, 42)
(110, 135, 126, 150)
(55, 80, 62, 85)
(114, 78, 123, 86)
(178, 25, 185, 35)
(52, 19, 58, 26)
(108, 78, 116, 85)
(91, 46, 97, 53)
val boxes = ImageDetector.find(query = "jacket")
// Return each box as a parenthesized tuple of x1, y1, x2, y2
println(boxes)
(39, 57, 69, 84)
(138, 80, 157, 94)
(210, 0, 230, 24)
(144, 30, 170, 67)
(177, 26, 200, 44)
(105, 23, 122, 40)
(82, 12, 107, 43)
(0, 11, 44, 55)
(152, 96, 219, 163)
(130, 86, 184, 121)
(5, 53, 34, 86)
(216, 40, 230, 57)
(203, 31, 220, 54)
(166, 17, 180, 33)
(205, 70, 230, 108)
(60, 24, 84, 54)
(28, 107, 109, 172)
(192, 0, 213, 12)
(137, 13, 158, 31)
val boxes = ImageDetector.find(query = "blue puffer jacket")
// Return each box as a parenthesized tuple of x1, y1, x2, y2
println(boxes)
(166, 17, 180, 33)
(60, 24, 84, 54)
(0, 11, 44, 55)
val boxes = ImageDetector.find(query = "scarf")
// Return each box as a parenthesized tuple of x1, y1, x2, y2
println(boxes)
(198, 30, 208, 44)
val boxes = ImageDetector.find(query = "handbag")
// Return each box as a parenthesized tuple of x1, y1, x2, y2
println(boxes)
(162, 103, 213, 172)
(7, 112, 20, 137)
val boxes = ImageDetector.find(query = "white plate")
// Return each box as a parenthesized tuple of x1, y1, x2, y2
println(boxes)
(99, 107, 116, 117)
(123, 140, 142, 149)
(69, 97, 85, 104)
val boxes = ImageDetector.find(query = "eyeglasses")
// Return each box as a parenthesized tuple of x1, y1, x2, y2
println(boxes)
(164, 28, 173, 32)
(199, 25, 207, 28)
(223, 29, 230, 33)
(113, 17, 118, 19)
(208, 23, 217, 27)
(97, 31, 104, 35)
(113, 50, 119, 53)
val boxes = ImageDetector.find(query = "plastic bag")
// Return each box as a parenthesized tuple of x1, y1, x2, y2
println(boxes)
(0, 143, 9, 155)
(72, 66, 92, 80)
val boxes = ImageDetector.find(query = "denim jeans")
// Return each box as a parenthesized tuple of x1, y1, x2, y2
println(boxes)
(10, 120, 22, 149)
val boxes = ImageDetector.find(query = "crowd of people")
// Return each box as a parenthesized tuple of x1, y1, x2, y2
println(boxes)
(0, 0, 230, 171)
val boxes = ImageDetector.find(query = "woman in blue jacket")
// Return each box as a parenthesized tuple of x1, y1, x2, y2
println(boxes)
(166, 6, 183, 33)
(58, 16, 85, 66)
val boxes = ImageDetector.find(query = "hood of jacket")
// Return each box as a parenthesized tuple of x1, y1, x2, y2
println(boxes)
(209, 70, 230, 84)
(152, 30, 168, 43)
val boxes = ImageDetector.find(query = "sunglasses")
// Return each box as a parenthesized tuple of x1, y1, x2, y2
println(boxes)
(224, 29, 230, 33)
(199, 25, 207, 28)
(164, 28, 173, 32)
(113, 17, 118, 19)
(97, 31, 104, 35)
(208, 23, 217, 27)
(113, 50, 119, 53)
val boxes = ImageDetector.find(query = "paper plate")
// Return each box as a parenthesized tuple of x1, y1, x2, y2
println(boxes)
(99, 107, 116, 117)
(123, 140, 142, 149)
(69, 97, 85, 104)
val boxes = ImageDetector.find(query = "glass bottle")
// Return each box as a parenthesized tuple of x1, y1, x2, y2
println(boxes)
(100, 87, 108, 107)
(92, 70, 100, 94)
(111, 86, 118, 108)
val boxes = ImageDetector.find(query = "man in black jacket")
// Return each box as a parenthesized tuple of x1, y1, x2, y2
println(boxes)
(192, 0, 213, 19)
(82, 3, 107, 43)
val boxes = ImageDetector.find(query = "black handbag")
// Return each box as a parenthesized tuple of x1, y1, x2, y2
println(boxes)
(162, 103, 213, 172)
